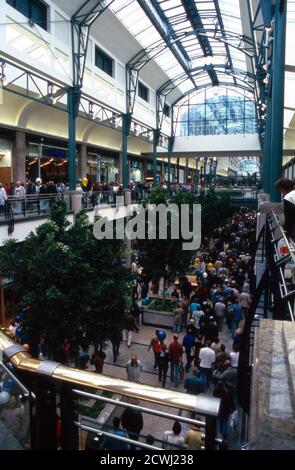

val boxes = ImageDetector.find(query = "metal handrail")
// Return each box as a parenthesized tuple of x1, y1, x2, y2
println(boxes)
(267, 212, 295, 322)
(269, 211, 295, 264)
(0, 330, 220, 417)
(74, 421, 163, 451)
(0, 360, 30, 397)
(73, 389, 205, 427)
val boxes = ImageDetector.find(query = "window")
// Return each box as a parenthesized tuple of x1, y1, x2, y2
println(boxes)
(138, 81, 149, 102)
(163, 104, 170, 118)
(6, 0, 47, 31)
(95, 47, 113, 77)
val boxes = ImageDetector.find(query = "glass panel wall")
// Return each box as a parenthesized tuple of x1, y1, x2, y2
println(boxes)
(174, 87, 257, 136)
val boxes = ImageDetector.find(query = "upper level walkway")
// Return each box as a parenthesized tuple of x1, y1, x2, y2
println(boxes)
(0, 187, 258, 246)
(168, 134, 262, 158)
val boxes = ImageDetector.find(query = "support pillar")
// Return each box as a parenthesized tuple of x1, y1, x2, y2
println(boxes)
(167, 137, 174, 186)
(12, 130, 26, 183)
(118, 152, 123, 185)
(68, 86, 81, 190)
(177, 158, 180, 184)
(269, 0, 287, 202)
(124, 189, 132, 268)
(122, 114, 131, 188)
(143, 159, 147, 183)
(262, 93, 272, 195)
(203, 158, 207, 185)
(78, 143, 87, 180)
(195, 158, 199, 185)
(185, 158, 189, 184)
(152, 129, 160, 185)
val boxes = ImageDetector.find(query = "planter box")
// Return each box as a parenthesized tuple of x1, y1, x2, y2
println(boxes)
(142, 296, 177, 328)
(142, 308, 175, 328)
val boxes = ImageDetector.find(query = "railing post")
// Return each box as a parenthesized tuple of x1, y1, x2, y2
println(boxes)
(60, 383, 79, 450)
(33, 376, 57, 450)
(204, 415, 217, 450)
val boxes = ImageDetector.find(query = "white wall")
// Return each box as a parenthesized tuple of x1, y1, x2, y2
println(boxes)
(172, 134, 261, 154)
(0, 202, 140, 246)
(0, 0, 172, 130)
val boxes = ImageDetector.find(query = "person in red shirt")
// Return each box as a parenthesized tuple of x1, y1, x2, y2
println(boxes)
(168, 335, 183, 387)
(148, 330, 162, 370)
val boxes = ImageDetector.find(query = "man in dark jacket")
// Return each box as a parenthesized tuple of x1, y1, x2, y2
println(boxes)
(124, 313, 139, 347)
(158, 343, 170, 388)
(184, 367, 205, 395)
(182, 328, 195, 372)
(121, 400, 143, 448)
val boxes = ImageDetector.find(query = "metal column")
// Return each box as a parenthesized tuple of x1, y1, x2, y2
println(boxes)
(262, 92, 272, 194)
(153, 129, 160, 185)
(167, 136, 174, 186)
(177, 158, 180, 184)
(68, 86, 81, 190)
(269, 0, 287, 202)
(185, 157, 189, 184)
(122, 113, 131, 188)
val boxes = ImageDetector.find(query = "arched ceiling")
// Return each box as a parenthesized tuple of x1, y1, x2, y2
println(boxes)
(110, 0, 259, 102)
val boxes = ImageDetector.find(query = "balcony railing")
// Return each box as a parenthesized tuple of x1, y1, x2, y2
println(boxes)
(0, 330, 221, 450)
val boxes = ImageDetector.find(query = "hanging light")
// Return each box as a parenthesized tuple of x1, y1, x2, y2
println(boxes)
(89, 102, 94, 119)
(0, 60, 7, 87)
(112, 113, 118, 127)
(48, 83, 56, 104)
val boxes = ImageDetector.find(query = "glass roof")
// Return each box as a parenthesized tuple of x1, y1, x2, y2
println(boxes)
(111, 0, 254, 96)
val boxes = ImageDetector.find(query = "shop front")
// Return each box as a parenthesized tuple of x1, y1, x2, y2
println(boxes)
(0, 137, 12, 184)
(146, 162, 161, 183)
(26, 143, 69, 183)
(87, 154, 118, 184)
(130, 160, 144, 182)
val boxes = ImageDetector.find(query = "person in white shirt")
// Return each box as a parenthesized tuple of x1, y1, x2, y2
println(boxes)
(199, 340, 216, 390)
(163, 421, 185, 450)
(126, 355, 143, 382)
(0, 182, 7, 212)
(14, 181, 25, 213)
(14, 181, 25, 197)
(229, 344, 240, 368)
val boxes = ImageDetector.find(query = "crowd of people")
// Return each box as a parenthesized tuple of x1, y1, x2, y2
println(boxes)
(117, 206, 256, 448)
(4, 201, 257, 450)
(0, 175, 260, 214)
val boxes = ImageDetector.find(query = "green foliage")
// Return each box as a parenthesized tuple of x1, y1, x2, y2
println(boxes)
(138, 189, 200, 283)
(148, 298, 177, 313)
(0, 203, 132, 359)
(196, 189, 234, 237)
(137, 188, 233, 284)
